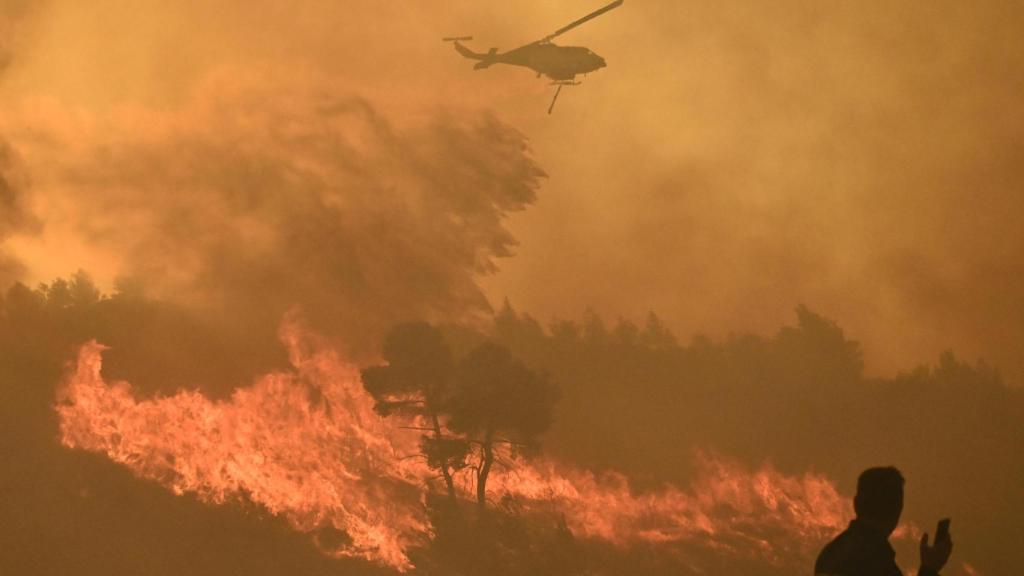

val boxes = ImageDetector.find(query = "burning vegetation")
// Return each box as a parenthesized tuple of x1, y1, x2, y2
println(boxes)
(0, 274, 1007, 573)
(1, 273, 1018, 575)
(55, 317, 853, 572)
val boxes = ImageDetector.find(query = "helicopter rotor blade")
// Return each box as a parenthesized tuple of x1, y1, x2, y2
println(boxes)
(541, 0, 623, 43)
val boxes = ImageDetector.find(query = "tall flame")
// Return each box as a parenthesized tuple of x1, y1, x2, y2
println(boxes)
(56, 323, 857, 571)
(57, 331, 429, 569)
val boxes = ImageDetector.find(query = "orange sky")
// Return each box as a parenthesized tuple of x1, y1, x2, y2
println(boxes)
(2, 0, 1023, 382)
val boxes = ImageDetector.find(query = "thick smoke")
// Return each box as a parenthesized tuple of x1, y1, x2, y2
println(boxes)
(488, 0, 1024, 384)
(0, 1, 36, 75)
(11, 72, 543, 358)
(0, 1, 40, 288)
(0, 143, 33, 286)
(5, 0, 1022, 381)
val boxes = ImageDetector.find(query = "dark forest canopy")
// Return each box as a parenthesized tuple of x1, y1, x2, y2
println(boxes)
(1, 274, 1021, 575)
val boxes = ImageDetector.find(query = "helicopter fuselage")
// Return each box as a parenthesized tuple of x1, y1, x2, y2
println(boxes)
(498, 42, 606, 81)
(455, 41, 606, 82)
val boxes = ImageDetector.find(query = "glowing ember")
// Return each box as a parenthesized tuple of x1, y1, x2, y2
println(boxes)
(57, 323, 858, 571)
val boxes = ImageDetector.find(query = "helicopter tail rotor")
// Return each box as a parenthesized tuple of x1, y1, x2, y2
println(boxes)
(447, 39, 501, 69)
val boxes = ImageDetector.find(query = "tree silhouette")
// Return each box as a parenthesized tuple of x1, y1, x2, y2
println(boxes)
(448, 342, 559, 508)
(362, 323, 559, 509)
(361, 322, 468, 501)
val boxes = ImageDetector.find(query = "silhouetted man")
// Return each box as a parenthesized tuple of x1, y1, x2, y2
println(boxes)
(815, 467, 953, 576)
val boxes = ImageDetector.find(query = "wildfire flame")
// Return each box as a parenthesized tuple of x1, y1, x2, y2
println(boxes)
(56, 323, 857, 571)
(57, 330, 428, 570)
(487, 455, 852, 564)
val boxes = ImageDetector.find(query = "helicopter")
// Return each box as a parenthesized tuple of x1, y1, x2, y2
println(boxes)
(444, 0, 623, 114)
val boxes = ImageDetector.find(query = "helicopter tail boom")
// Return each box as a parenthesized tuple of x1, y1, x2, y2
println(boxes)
(448, 41, 500, 69)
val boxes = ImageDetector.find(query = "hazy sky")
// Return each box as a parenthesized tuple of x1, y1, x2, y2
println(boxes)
(2, 0, 1022, 381)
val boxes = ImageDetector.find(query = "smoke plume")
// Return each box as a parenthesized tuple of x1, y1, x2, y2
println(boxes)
(4, 0, 1023, 380)
(0, 1, 41, 287)
(487, 0, 1024, 384)
(6, 71, 543, 358)
(0, 143, 33, 286)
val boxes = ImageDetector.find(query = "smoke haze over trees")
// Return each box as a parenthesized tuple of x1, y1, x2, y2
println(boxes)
(1, 76, 544, 362)
(2, 0, 1024, 382)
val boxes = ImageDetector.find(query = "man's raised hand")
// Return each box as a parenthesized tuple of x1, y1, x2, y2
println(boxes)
(919, 531, 953, 574)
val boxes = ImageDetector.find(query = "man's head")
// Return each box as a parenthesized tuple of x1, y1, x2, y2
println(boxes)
(854, 466, 904, 535)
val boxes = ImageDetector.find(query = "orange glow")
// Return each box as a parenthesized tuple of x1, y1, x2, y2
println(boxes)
(963, 562, 983, 576)
(57, 322, 863, 570)
(57, 322, 429, 570)
(484, 453, 852, 565)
